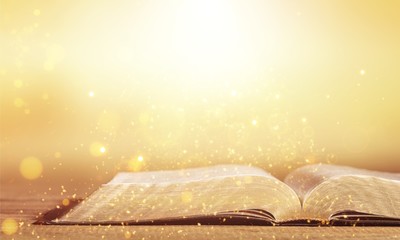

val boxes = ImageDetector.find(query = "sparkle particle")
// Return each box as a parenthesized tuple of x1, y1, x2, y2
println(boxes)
(1, 218, 18, 235)
(14, 98, 25, 108)
(62, 198, 70, 206)
(90, 142, 106, 157)
(14, 80, 23, 88)
(33, 9, 41, 16)
(19, 157, 43, 180)
(100, 147, 106, 153)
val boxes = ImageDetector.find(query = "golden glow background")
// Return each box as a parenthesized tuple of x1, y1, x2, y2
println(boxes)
(1, 0, 400, 184)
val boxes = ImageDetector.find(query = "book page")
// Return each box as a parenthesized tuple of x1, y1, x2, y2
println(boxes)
(284, 164, 400, 201)
(57, 165, 301, 224)
(303, 176, 400, 220)
(284, 164, 400, 221)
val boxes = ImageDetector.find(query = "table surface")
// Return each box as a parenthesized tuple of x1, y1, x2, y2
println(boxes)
(1, 183, 399, 240)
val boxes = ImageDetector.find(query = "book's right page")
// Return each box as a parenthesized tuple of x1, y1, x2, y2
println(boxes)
(284, 164, 400, 225)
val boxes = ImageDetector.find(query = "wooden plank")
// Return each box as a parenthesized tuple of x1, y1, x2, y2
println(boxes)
(2, 225, 400, 240)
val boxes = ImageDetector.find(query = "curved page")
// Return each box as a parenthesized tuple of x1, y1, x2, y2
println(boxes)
(54, 165, 301, 224)
(284, 164, 400, 201)
(302, 175, 400, 221)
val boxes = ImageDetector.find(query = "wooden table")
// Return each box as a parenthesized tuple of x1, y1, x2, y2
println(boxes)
(1, 183, 399, 240)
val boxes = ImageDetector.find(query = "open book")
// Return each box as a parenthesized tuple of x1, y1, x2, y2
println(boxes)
(37, 164, 400, 226)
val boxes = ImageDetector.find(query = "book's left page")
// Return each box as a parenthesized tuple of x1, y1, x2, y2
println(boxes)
(45, 165, 301, 225)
